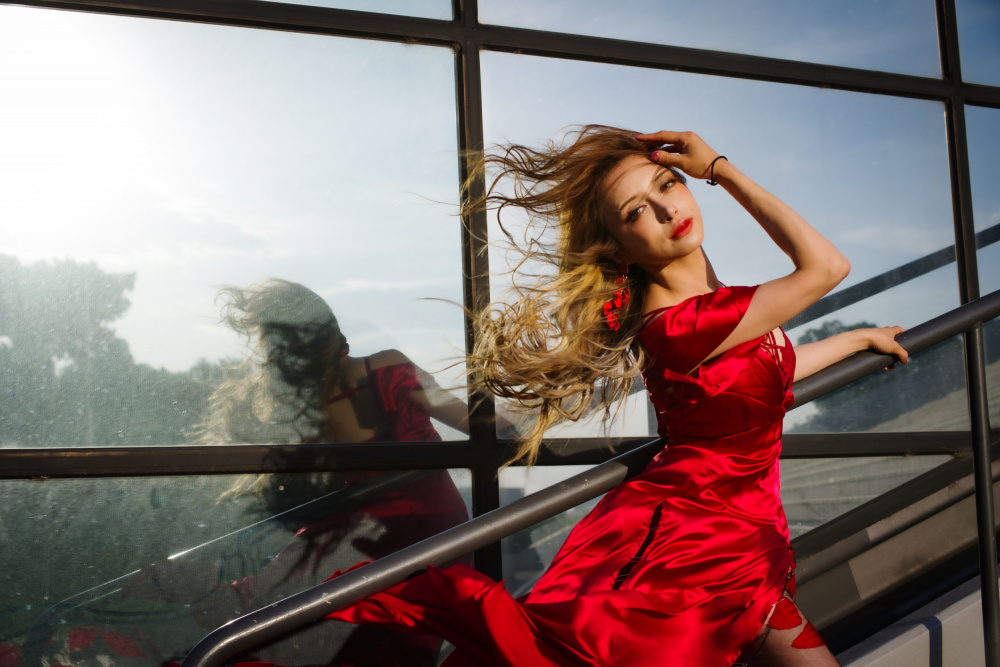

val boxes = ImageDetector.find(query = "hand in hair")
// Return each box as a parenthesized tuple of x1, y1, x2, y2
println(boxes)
(634, 130, 722, 182)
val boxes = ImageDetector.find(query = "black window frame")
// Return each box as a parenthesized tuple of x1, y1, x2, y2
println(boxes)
(1, 0, 997, 580)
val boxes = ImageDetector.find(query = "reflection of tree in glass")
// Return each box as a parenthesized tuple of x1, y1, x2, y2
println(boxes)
(789, 318, 1000, 432)
(9, 279, 471, 667)
(0, 255, 227, 448)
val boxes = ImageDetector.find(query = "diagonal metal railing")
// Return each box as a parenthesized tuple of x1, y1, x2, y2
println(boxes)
(785, 221, 1000, 331)
(183, 288, 1000, 667)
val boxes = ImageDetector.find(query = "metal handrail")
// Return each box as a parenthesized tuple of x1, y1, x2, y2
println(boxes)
(785, 220, 1000, 330)
(183, 289, 1000, 667)
(791, 286, 1000, 407)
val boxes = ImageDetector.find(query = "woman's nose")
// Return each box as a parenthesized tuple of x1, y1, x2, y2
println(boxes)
(655, 200, 677, 222)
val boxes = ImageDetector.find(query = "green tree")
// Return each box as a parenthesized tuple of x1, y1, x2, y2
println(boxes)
(0, 255, 229, 447)
(790, 318, 966, 432)
(796, 319, 878, 344)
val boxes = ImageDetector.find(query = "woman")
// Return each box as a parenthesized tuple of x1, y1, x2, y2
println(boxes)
(326, 127, 908, 666)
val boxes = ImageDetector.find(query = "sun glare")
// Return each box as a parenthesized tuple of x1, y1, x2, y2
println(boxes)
(0, 6, 168, 261)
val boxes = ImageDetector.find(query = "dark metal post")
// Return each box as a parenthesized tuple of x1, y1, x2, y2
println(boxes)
(967, 323, 1000, 665)
(471, 462, 504, 579)
(938, 0, 1000, 658)
(453, 0, 506, 581)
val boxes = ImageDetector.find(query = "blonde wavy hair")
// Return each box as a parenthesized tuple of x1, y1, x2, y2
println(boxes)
(466, 125, 685, 466)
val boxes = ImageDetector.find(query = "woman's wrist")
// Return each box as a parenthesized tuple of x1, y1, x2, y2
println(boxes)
(708, 157, 737, 185)
(847, 329, 875, 354)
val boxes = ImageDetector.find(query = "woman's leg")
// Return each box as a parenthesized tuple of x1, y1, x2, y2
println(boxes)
(744, 596, 841, 667)
(732, 591, 840, 667)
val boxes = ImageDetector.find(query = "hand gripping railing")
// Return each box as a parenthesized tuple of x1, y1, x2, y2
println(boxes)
(183, 289, 1000, 667)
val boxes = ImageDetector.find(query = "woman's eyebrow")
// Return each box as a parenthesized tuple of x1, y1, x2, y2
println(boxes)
(616, 170, 664, 215)
(617, 192, 643, 215)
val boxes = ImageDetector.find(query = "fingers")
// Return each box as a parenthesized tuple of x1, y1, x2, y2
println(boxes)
(637, 131, 693, 161)
(649, 148, 684, 168)
(871, 326, 908, 367)
(893, 342, 909, 364)
(636, 131, 720, 180)
(634, 130, 687, 146)
(887, 326, 908, 364)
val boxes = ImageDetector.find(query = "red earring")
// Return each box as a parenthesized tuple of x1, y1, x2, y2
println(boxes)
(603, 262, 631, 331)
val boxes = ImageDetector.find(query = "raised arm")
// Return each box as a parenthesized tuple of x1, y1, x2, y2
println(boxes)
(793, 326, 908, 382)
(368, 349, 472, 435)
(412, 367, 472, 435)
(638, 131, 851, 361)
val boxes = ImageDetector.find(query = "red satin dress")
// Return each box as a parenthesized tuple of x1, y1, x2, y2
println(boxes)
(328, 285, 795, 666)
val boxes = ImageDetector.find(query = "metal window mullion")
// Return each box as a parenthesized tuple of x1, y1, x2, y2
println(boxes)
(455, 0, 504, 581)
(966, 323, 1000, 664)
(455, 0, 494, 447)
(470, 462, 504, 580)
(10, 0, 466, 44)
(6, 1, 1000, 110)
(938, 1, 1000, 664)
(0, 431, 975, 479)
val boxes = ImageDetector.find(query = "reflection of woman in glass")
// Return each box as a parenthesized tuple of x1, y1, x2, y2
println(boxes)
(25, 280, 471, 667)
(326, 128, 907, 666)
(197, 278, 471, 665)
(202, 278, 469, 453)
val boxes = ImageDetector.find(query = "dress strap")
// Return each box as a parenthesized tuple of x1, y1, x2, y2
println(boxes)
(325, 356, 372, 405)
(326, 385, 363, 405)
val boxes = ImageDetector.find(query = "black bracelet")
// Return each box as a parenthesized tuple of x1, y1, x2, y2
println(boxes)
(707, 155, 727, 186)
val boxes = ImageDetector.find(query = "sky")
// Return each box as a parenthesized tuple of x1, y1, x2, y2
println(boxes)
(1, 1, 998, 442)
(480, 0, 942, 77)
(0, 5, 466, 383)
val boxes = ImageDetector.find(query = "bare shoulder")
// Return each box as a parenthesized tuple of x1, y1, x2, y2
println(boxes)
(367, 348, 411, 370)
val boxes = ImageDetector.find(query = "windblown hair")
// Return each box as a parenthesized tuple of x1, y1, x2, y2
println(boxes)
(466, 125, 685, 466)
(192, 279, 345, 497)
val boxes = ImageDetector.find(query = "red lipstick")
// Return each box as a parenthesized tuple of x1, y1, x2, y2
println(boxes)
(671, 218, 693, 240)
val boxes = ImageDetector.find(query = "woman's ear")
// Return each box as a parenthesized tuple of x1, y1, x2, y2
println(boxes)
(604, 237, 626, 265)
(608, 249, 630, 265)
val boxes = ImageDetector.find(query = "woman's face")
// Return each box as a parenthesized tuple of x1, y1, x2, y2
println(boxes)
(600, 155, 704, 269)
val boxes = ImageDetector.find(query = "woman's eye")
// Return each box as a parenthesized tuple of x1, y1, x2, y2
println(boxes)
(660, 178, 675, 192)
(626, 205, 644, 223)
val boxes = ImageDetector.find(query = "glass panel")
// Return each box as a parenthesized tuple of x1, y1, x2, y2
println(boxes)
(786, 305, 970, 435)
(499, 465, 601, 595)
(0, 6, 468, 448)
(967, 106, 1000, 296)
(956, 0, 1000, 86)
(257, 0, 451, 20)
(989, 315, 1000, 431)
(0, 470, 471, 665)
(481, 53, 959, 437)
(509, 389, 657, 443)
(480, 0, 940, 77)
(966, 106, 1000, 431)
(983, 314, 1000, 432)
(782, 456, 951, 538)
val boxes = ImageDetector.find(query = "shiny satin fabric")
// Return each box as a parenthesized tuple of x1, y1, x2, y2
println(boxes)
(366, 362, 443, 443)
(328, 285, 795, 666)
